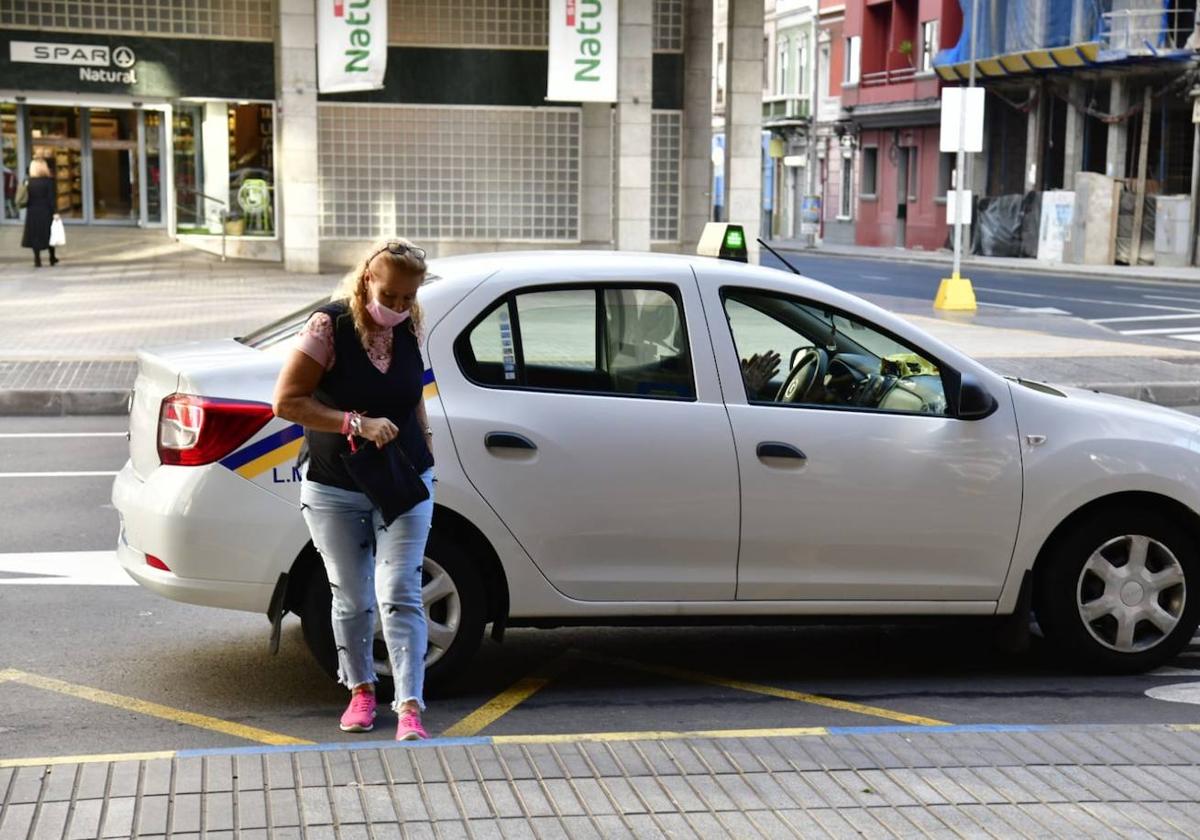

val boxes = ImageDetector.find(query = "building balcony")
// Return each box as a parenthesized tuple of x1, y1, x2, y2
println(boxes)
(860, 66, 918, 87)
(763, 94, 812, 126)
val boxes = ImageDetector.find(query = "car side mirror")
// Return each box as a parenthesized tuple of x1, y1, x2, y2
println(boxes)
(957, 373, 997, 420)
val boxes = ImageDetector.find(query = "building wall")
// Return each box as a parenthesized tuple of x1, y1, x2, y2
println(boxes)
(855, 124, 943, 250)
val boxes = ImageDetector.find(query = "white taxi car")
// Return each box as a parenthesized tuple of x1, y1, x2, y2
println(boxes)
(112, 249, 1200, 692)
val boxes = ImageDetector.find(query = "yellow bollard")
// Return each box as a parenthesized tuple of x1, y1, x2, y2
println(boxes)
(933, 272, 978, 311)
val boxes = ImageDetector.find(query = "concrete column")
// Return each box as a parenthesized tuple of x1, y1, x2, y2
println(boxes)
(1062, 82, 1085, 190)
(680, 0, 714, 254)
(276, 0, 321, 273)
(581, 103, 614, 246)
(614, 0, 653, 252)
(1024, 82, 1044, 192)
(1106, 77, 1129, 181)
(724, 0, 764, 262)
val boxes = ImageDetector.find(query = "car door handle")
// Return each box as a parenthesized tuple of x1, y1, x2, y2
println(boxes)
(756, 442, 806, 461)
(485, 432, 537, 451)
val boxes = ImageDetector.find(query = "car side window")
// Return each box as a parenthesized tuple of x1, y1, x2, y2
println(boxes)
(458, 286, 695, 400)
(722, 289, 949, 416)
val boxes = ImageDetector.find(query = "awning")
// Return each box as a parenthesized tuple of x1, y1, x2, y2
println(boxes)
(935, 41, 1103, 81)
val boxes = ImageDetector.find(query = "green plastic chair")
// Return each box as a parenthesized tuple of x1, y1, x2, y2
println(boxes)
(237, 178, 273, 234)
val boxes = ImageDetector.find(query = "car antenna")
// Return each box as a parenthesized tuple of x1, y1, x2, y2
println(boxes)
(757, 238, 802, 275)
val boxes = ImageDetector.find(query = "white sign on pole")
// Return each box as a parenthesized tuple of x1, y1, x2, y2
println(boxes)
(946, 189, 973, 226)
(547, 0, 619, 102)
(939, 88, 985, 153)
(317, 0, 387, 94)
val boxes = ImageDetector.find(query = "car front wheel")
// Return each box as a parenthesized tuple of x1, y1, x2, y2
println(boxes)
(300, 529, 487, 701)
(1035, 506, 1199, 673)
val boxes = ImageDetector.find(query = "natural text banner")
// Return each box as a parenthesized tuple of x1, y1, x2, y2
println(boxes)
(317, 0, 387, 94)
(547, 0, 618, 103)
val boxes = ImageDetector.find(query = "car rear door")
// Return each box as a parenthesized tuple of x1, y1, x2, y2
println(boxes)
(697, 269, 1023, 603)
(429, 263, 740, 602)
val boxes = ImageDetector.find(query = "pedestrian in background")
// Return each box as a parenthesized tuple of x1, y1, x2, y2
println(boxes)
(21, 158, 58, 268)
(273, 238, 435, 741)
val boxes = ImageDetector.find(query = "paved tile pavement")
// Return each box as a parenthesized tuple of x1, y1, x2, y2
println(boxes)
(2, 725, 1199, 838)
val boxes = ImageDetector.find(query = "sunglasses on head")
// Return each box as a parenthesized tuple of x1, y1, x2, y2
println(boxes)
(369, 241, 426, 263)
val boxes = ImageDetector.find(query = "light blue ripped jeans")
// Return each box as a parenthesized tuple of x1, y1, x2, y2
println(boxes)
(300, 468, 435, 711)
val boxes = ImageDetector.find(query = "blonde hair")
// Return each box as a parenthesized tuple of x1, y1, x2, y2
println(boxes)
(334, 237, 427, 345)
(28, 158, 50, 178)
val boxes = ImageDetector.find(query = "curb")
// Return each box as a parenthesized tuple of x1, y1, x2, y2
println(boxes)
(1084, 381, 1200, 408)
(0, 389, 130, 416)
(771, 243, 1200, 284)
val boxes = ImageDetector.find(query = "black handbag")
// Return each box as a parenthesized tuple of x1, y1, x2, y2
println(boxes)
(340, 435, 429, 526)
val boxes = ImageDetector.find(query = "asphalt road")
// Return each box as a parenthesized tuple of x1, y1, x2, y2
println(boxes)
(761, 250, 1200, 350)
(2, 416, 1200, 763)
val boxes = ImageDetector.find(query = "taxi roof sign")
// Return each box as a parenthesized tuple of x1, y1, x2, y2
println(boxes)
(697, 222, 748, 262)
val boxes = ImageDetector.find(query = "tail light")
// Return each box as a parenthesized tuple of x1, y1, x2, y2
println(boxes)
(158, 394, 274, 466)
(146, 554, 171, 572)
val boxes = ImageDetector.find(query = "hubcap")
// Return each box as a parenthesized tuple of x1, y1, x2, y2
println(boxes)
(1076, 534, 1186, 653)
(373, 556, 462, 675)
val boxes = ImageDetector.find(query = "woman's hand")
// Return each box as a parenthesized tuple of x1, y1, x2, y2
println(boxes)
(359, 416, 399, 448)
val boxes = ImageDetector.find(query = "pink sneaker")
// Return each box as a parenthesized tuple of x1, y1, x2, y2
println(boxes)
(396, 709, 428, 741)
(339, 691, 377, 732)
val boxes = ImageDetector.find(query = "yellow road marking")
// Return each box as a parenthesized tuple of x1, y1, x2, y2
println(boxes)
(0, 751, 177, 769)
(0, 670, 313, 746)
(441, 651, 576, 738)
(580, 653, 950, 727)
(492, 726, 829, 745)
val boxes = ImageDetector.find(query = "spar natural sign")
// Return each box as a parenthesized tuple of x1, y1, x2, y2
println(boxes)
(547, 0, 618, 103)
(317, 0, 386, 94)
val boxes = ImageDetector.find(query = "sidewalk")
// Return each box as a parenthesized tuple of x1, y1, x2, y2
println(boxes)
(770, 238, 1200, 284)
(5, 236, 1200, 414)
(3, 723, 1200, 838)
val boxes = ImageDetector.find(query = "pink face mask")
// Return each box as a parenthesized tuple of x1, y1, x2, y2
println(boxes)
(366, 299, 411, 328)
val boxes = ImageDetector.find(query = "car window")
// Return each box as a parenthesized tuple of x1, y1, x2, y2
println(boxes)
(723, 289, 948, 416)
(458, 286, 695, 400)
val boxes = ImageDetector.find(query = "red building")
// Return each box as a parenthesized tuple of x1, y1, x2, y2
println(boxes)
(840, 0, 962, 251)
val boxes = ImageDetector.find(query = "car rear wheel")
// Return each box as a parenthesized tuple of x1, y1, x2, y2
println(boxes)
(300, 529, 487, 701)
(1035, 507, 1199, 673)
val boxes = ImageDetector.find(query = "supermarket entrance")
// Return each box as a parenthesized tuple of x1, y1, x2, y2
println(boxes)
(2, 103, 165, 227)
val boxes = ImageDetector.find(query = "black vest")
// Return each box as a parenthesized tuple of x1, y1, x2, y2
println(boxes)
(303, 302, 434, 492)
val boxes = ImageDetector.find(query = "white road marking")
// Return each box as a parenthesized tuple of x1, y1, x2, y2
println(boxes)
(0, 432, 126, 439)
(1115, 326, 1200, 336)
(1091, 313, 1200, 324)
(1145, 682, 1200, 706)
(0, 471, 119, 478)
(1143, 295, 1200, 304)
(861, 274, 890, 280)
(1164, 334, 1200, 344)
(0, 551, 134, 586)
(977, 287, 1200, 314)
(978, 302, 1072, 315)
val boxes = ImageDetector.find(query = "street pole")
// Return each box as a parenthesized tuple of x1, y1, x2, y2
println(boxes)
(935, 0, 979, 310)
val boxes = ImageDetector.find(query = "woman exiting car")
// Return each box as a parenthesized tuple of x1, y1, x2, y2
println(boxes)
(273, 238, 435, 741)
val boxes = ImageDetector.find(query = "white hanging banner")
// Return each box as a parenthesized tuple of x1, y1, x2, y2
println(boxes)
(547, 0, 618, 103)
(317, 0, 387, 94)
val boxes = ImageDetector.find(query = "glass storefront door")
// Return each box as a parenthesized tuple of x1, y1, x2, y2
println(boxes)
(6, 103, 167, 227)
(28, 106, 86, 220)
(89, 108, 139, 222)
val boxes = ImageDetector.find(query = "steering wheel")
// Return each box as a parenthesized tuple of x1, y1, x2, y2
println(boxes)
(775, 347, 829, 404)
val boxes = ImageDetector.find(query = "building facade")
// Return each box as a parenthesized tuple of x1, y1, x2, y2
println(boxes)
(840, 0, 962, 251)
(2, 0, 738, 270)
(933, 0, 1199, 266)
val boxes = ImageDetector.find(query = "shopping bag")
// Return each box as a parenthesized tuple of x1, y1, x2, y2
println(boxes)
(49, 217, 66, 247)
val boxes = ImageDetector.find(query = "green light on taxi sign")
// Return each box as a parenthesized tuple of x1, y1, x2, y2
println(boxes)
(724, 228, 746, 251)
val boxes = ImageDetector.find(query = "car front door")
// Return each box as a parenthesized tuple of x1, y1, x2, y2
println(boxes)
(430, 266, 740, 602)
(699, 274, 1023, 603)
